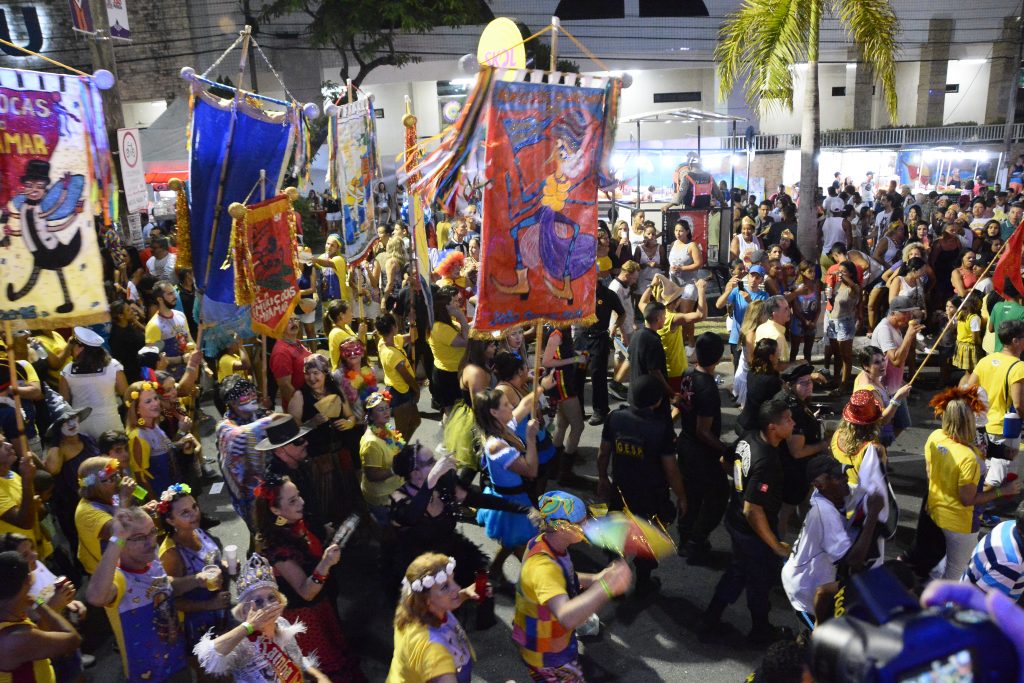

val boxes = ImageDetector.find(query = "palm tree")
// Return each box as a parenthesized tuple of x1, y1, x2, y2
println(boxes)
(716, 0, 900, 260)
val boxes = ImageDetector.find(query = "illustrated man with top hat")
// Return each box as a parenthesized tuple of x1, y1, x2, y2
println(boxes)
(2, 159, 86, 313)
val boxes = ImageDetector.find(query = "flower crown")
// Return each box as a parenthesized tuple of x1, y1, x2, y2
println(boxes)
(366, 390, 392, 411)
(125, 381, 158, 407)
(156, 482, 192, 514)
(402, 557, 456, 593)
(79, 460, 119, 488)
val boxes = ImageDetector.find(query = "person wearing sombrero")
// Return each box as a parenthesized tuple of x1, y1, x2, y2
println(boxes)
(638, 273, 707, 398)
(512, 490, 632, 682)
(41, 399, 96, 558)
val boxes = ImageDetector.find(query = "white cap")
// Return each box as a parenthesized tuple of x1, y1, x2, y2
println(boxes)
(73, 326, 104, 348)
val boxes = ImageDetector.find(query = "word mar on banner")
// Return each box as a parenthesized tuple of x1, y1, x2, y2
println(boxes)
(117, 128, 147, 213)
(229, 194, 300, 339)
(329, 97, 380, 264)
(475, 74, 621, 334)
(0, 66, 112, 328)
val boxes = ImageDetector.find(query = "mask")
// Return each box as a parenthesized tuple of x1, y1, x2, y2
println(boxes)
(61, 417, 79, 437)
(237, 399, 259, 414)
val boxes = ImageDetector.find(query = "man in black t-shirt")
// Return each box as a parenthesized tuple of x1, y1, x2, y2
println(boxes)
(576, 280, 625, 425)
(628, 301, 670, 397)
(597, 375, 686, 595)
(677, 332, 729, 564)
(776, 363, 827, 537)
(702, 398, 795, 645)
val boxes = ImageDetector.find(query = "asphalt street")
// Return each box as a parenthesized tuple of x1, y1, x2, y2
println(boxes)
(81, 342, 952, 682)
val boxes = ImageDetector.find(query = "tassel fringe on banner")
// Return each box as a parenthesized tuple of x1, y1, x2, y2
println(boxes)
(170, 178, 192, 269)
(228, 203, 256, 305)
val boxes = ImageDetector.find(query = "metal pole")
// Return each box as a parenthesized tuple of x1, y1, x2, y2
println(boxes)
(697, 123, 702, 158)
(3, 322, 29, 458)
(636, 120, 641, 209)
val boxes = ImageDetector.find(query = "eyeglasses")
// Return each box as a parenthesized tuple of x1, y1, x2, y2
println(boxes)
(126, 529, 159, 544)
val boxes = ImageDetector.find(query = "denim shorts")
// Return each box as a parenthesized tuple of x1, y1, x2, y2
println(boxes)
(826, 314, 856, 342)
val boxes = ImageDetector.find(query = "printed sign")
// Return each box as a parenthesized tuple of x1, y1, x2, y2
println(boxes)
(106, 0, 130, 40)
(117, 128, 147, 213)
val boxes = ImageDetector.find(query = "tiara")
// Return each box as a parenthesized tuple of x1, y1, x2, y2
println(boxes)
(402, 557, 456, 593)
(237, 553, 278, 598)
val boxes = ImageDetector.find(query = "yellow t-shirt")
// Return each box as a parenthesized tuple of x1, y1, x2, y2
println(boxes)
(359, 430, 404, 507)
(217, 353, 243, 382)
(328, 325, 356, 371)
(428, 322, 466, 372)
(378, 337, 411, 394)
(0, 619, 56, 683)
(75, 498, 113, 574)
(956, 315, 981, 346)
(924, 429, 982, 534)
(515, 551, 572, 668)
(324, 255, 351, 302)
(0, 472, 52, 560)
(829, 433, 881, 488)
(973, 352, 1024, 435)
(657, 311, 687, 378)
(32, 331, 67, 389)
(387, 616, 473, 683)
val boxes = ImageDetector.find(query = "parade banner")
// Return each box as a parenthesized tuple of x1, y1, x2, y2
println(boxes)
(331, 98, 380, 264)
(231, 194, 300, 339)
(0, 67, 110, 329)
(106, 0, 131, 40)
(475, 77, 620, 334)
(188, 86, 295, 307)
(68, 0, 94, 32)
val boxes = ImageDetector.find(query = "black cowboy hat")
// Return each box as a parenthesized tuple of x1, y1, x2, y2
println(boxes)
(255, 413, 313, 451)
(20, 159, 50, 183)
(44, 403, 92, 444)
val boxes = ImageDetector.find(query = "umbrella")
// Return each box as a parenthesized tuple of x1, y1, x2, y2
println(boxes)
(582, 510, 676, 560)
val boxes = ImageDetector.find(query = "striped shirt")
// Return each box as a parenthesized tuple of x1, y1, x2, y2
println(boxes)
(963, 520, 1024, 600)
(215, 409, 274, 526)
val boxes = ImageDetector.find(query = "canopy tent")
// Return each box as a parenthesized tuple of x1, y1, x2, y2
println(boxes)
(619, 107, 746, 207)
(140, 95, 190, 184)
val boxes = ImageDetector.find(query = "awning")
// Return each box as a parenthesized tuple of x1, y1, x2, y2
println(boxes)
(621, 107, 747, 125)
(145, 170, 188, 184)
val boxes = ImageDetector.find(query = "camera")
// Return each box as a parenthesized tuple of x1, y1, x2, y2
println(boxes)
(809, 567, 1018, 682)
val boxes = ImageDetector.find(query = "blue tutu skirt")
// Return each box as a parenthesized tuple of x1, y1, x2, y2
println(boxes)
(477, 487, 536, 548)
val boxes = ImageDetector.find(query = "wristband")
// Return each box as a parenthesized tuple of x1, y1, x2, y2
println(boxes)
(311, 572, 326, 585)
(241, 621, 255, 635)
(888, 399, 901, 408)
(599, 577, 614, 599)
(110, 536, 126, 547)
(996, 486, 1003, 498)
(34, 595, 47, 608)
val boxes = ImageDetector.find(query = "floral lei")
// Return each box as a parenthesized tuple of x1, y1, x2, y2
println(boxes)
(371, 422, 405, 451)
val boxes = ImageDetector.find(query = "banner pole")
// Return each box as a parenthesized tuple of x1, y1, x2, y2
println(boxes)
(3, 322, 30, 458)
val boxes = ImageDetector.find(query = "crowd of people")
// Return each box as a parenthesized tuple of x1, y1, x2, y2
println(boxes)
(2, 170, 1024, 683)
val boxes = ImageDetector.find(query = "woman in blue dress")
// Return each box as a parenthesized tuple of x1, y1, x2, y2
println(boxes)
(473, 388, 543, 587)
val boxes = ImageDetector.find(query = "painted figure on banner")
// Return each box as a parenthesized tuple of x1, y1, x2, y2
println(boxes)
(334, 99, 380, 264)
(0, 68, 108, 326)
(2, 160, 86, 312)
(489, 102, 600, 306)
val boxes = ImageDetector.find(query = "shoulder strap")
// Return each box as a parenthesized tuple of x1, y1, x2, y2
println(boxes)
(1006, 360, 1023, 410)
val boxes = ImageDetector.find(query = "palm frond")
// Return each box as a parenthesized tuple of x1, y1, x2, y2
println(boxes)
(835, 0, 901, 121)
(715, 0, 813, 113)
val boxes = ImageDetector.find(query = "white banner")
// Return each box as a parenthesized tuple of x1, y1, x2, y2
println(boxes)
(117, 128, 147, 213)
(106, 0, 130, 40)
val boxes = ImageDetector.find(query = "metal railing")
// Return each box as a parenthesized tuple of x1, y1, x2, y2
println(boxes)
(717, 123, 1024, 151)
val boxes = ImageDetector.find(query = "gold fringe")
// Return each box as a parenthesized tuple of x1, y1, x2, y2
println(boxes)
(230, 212, 255, 305)
(174, 183, 192, 269)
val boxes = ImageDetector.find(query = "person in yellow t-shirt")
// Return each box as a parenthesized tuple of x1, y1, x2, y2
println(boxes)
(30, 329, 71, 391)
(388, 553, 476, 683)
(215, 333, 252, 383)
(326, 300, 363, 371)
(513, 491, 632, 680)
(74, 457, 134, 575)
(427, 293, 469, 413)
(924, 387, 1022, 580)
(952, 294, 983, 372)
(0, 434, 51, 561)
(639, 274, 707, 392)
(0, 550, 81, 683)
(314, 234, 351, 304)
(359, 392, 406, 520)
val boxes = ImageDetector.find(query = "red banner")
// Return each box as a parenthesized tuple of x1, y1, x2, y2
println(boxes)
(232, 195, 300, 338)
(475, 80, 613, 334)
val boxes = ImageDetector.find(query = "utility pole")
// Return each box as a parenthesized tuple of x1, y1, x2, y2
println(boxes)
(85, 0, 129, 228)
(1000, 15, 1024, 183)
(242, 0, 259, 92)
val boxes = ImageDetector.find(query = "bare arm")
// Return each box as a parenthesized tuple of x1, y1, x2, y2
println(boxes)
(784, 433, 826, 459)
(0, 459, 36, 530)
(0, 611, 81, 668)
(286, 391, 304, 424)
(276, 376, 296, 409)
(743, 501, 788, 557)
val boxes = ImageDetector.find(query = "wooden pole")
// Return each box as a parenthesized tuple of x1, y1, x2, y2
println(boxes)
(3, 322, 29, 457)
(201, 26, 253, 299)
(258, 168, 269, 394)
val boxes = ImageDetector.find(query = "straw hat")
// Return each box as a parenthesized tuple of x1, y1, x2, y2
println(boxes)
(649, 273, 684, 306)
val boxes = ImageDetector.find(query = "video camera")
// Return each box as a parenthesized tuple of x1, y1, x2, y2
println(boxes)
(809, 567, 1018, 682)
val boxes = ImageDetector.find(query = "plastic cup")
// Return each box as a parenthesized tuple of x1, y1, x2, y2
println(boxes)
(223, 546, 239, 575)
(201, 565, 222, 591)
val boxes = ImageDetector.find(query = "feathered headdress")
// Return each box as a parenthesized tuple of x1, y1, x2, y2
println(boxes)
(929, 385, 986, 417)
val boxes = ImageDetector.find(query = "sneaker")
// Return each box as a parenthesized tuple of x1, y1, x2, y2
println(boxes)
(588, 412, 608, 426)
(609, 381, 628, 402)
